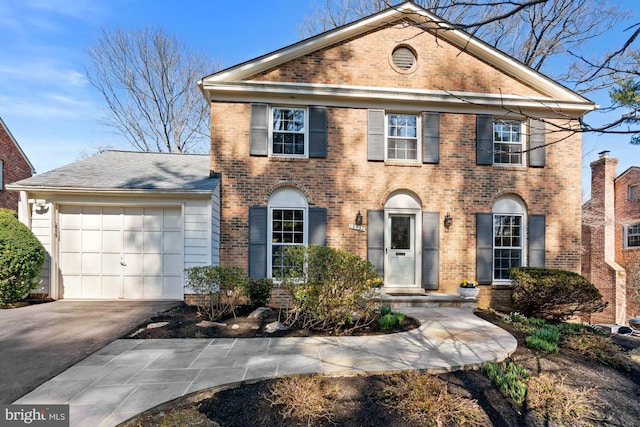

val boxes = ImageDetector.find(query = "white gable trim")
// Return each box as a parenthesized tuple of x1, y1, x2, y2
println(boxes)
(200, 1, 593, 111)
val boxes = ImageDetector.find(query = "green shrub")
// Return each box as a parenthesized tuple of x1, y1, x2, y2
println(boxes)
(244, 278, 273, 308)
(0, 209, 45, 305)
(184, 265, 249, 320)
(482, 361, 530, 404)
(525, 325, 560, 354)
(380, 304, 392, 316)
(280, 245, 381, 334)
(510, 267, 607, 322)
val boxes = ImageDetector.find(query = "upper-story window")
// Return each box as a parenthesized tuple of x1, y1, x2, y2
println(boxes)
(271, 107, 307, 157)
(627, 223, 640, 248)
(629, 184, 638, 201)
(387, 113, 419, 161)
(493, 120, 524, 165)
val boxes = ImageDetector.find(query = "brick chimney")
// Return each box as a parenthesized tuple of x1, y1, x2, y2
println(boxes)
(590, 151, 618, 262)
(584, 151, 626, 324)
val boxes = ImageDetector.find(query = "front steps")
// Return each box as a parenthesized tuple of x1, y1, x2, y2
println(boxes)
(381, 292, 477, 311)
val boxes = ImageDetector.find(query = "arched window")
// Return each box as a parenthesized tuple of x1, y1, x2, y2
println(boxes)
(268, 188, 308, 278)
(492, 195, 527, 281)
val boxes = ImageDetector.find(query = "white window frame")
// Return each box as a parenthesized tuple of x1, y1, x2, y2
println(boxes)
(269, 106, 308, 158)
(493, 120, 525, 166)
(267, 188, 308, 279)
(492, 196, 527, 283)
(385, 113, 420, 162)
(625, 223, 640, 248)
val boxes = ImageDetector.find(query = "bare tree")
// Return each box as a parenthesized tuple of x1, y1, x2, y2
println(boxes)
(85, 26, 218, 153)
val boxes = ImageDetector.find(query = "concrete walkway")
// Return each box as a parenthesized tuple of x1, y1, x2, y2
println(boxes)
(14, 307, 517, 427)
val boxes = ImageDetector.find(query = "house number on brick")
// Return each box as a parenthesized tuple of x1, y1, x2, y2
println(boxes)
(349, 224, 365, 232)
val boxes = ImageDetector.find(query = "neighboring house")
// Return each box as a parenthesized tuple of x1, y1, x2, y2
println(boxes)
(0, 117, 35, 210)
(7, 151, 219, 300)
(582, 151, 640, 324)
(198, 1, 595, 309)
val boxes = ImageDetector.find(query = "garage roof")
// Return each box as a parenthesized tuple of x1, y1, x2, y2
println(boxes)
(7, 150, 218, 193)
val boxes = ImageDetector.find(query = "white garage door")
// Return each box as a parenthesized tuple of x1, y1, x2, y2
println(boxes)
(59, 206, 183, 299)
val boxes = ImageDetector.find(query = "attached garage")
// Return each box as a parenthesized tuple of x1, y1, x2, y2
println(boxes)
(7, 151, 220, 301)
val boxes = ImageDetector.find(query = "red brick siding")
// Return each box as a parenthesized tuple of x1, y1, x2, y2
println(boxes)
(615, 168, 640, 318)
(0, 126, 32, 210)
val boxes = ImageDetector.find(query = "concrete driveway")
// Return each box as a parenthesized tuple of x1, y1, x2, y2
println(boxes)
(0, 300, 179, 404)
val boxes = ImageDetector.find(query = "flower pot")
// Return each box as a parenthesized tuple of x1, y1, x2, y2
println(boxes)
(629, 318, 640, 331)
(458, 287, 480, 299)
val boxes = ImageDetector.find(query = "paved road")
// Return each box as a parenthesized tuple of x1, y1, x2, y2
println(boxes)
(0, 300, 179, 403)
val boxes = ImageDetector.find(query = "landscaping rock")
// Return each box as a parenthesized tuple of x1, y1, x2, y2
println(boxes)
(248, 307, 273, 319)
(231, 324, 240, 330)
(264, 321, 288, 334)
(196, 321, 226, 328)
(146, 322, 169, 329)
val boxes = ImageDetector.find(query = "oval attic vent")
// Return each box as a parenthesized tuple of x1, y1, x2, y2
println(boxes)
(392, 46, 416, 70)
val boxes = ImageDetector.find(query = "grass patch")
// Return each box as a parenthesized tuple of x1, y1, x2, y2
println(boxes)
(527, 373, 603, 426)
(383, 371, 483, 426)
(267, 375, 338, 426)
(482, 361, 530, 404)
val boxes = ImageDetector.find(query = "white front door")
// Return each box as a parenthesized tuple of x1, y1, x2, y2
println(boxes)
(385, 213, 418, 287)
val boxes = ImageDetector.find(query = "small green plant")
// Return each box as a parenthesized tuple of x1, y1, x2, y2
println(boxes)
(459, 279, 478, 288)
(243, 278, 273, 308)
(379, 312, 405, 330)
(184, 265, 249, 321)
(267, 375, 337, 426)
(525, 324, 560, 354)
(383, 371, 484, 425)
(0, 209, 45, 305)
(503, 312, 546, 333)
(482, 361, 530, 404)
(380, 304, 392, 316)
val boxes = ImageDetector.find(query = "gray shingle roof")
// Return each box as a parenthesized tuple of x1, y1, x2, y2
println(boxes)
(9, 150, 218, 192)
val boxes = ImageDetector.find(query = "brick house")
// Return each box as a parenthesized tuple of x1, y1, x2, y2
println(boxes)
(0, 117, 35, 210)
(582, 151, 640, 324)
(198, 1, 595, 309)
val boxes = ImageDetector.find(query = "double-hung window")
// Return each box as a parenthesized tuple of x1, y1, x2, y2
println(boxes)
(387, 113, 418, 161)
(627, 223, 640, 248)
(493, 214, 524, 280)
(270, 209, 305, 278)
(271, 107, 306, 157)
(493, 120, 524, 165)
(629, 184, 638, 201)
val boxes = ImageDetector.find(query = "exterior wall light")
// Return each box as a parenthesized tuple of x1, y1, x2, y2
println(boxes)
(355, 210, 363, 226)
(444, 212, 453, 228)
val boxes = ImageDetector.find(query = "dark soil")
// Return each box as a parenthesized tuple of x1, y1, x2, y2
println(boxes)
(124, 307, 640, 427)
(123, 303, 420, 338)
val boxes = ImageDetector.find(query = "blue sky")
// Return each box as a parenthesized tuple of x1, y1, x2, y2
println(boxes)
(0, 0, 638, 201)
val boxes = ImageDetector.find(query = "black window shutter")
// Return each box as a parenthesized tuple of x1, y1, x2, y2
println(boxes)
(250, 104, 268, 156)
(476, 115, 493, 165)
(248, 206, 267, 279)
(476, 212, 493, 284)
(422, 212, 440, 289)
(422, 112, 440, 164)
(309, 107, 327, 158)
(528, 119, 546, 167)
(528, 214, 546, 267)
(368, 110, 385, 161)
(367, 210, 384, 275)
(308, 207, 327, 246)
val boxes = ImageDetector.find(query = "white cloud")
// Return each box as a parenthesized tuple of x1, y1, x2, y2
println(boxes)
(0, 61, 88, 88)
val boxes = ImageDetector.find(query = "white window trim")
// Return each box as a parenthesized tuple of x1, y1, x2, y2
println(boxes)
(492, 195, 527, 284)
(384, 112, 421, 162)
(267, 188, 309, 279)
(625, 222, 640, 249)
(493, 119, 526, 166)
(269, 106, 308, 158)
